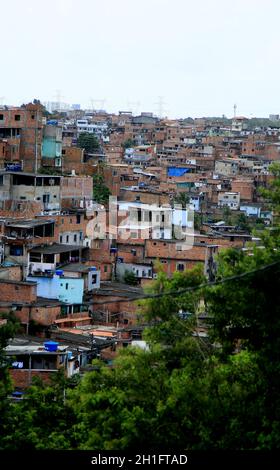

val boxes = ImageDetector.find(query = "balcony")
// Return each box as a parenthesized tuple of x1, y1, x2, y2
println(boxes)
(43, 202, 60, 211)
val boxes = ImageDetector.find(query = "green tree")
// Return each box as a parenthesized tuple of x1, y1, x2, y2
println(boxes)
(0, 312, 20, 448)
(1, 373, 77, 450)
(222, 205, 232, 225)
(122, 138, 135, 149)
(77, 132, 100, 153)
(123, 270, 138, 286)
(92, 174, 111, 204)
(236, 212, 250, 232)
(173, 192, 190, 208)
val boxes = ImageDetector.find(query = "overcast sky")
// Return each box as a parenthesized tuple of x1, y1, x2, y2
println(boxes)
(1, 0, 280, 118)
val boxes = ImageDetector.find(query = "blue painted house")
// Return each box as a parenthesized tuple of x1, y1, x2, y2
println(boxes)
(26, 270, 84, 304)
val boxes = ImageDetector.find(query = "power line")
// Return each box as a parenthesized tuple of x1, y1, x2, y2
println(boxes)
(91, 259, 280, 305)
(3, 260, 280, 308)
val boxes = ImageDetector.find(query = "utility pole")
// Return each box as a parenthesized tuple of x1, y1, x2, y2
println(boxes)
(155, 96, 167, 119)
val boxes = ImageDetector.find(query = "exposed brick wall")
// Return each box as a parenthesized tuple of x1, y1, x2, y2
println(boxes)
(0, 280, 36, 302)
(231, 179, 254, 201)
(10, 369, 57, 389)
(61, 176, 93, 201)
(0, 103, 44, 172)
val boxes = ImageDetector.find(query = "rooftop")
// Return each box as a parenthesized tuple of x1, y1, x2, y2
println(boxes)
(30, 243, 87, 254)
(2, 219, 54, 229)
(0, 170, 61, 178)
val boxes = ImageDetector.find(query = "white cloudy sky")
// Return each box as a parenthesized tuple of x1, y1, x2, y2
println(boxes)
(1, 0, 280, 118)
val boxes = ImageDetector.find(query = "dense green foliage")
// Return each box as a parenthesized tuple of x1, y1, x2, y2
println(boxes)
(122, 138, 135, 149)
(0, 313, 20, 446)
(123, 270, 138, 286)
(173, 192, 190, 208)
(77, 132, 100, 153)
(92, 174, 111, 204)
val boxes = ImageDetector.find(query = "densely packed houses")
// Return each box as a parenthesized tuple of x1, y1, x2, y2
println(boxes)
(0, 101, 277, 387)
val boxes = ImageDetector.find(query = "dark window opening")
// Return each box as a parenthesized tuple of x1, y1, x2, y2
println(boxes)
(42, 253, 55, 263)
(177, 263, 185, 272)
(10, 245, 23, 256)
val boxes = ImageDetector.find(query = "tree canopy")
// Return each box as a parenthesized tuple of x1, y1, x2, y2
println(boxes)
(92, 174, 111, 205)
(77, 132, 100, 154)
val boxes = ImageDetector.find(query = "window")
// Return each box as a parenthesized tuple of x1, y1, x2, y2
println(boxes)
(29, 252, 41, 262)
(70, 219, 72, 224)
(61, 218, 64, 225)
(66, 235, 69, 243)
(74, 234, 77, 242)
(62, 149, 66, 155)
(131, 232, 138, 239)
(0, 114, 4, 120)
(59, 235, 63, 243)
(15, 114, 21, 121)
(176, 245, 182, 251)
(79, 231, 83, 240)
(10, 245, 23, 256)
(177, 263, 185, 272)
(65, 283, 69, 290)
(104, 265, 108, 272)
(76, 214, 81, 224)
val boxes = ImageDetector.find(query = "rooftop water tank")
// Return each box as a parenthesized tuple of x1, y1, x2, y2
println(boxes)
(44, 341, 58, 352)
(55, 269, 64, 276)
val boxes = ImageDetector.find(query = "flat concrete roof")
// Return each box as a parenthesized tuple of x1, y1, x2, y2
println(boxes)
(3, 219, 54, 228)
(30, 243, 86, 254)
